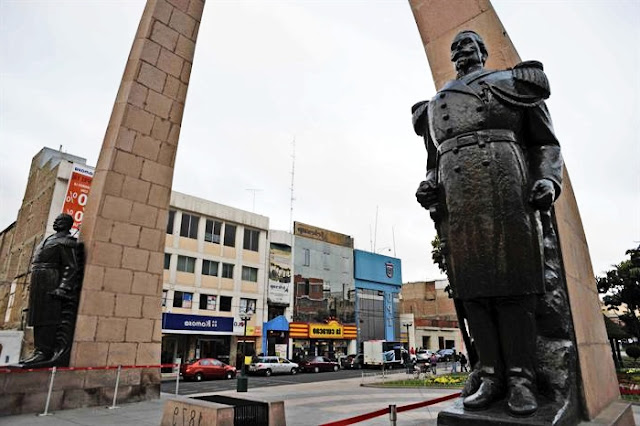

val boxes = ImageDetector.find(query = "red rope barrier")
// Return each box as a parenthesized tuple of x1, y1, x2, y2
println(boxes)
(319, 392, 461, 426)
(0, 363, 178, 374)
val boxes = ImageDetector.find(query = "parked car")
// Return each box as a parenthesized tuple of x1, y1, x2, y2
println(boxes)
(436, 349, 455, 362)
(248, 356, 299, 376)
(300, 356, 340, 373)
(180, 358, 236, 381)
(341, 354, 363, 369)
(415, 349, 434, 362)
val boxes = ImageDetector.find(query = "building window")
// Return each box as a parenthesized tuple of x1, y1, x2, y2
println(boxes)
(219, 296, 232, 312)
(180, 213, 199, 239)
(240, 298, 257, 314)
(173, 291, 193, 308)
(224, 224, 236, 247)
(241, 266, 258, 282)
(199, 294, 217, 310)
(222, 263, 234, 279)
(167, 210, 175, 234)
(205, 219, 222, 244)
(243, 229, 260, 251)
(176, 255, 196, 273)
(303, 248, 310, 266)
(202, 259, 219, 276)
(162, 290, 168, 307)
(164, 253, 171, 270)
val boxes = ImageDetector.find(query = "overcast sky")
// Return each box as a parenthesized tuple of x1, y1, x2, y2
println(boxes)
(1, 0, 638, 282)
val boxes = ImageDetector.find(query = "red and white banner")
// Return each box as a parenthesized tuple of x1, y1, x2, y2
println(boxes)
(61, 163, 94, 233)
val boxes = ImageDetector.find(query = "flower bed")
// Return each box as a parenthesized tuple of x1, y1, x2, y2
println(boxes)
(377, 373, 468, 388)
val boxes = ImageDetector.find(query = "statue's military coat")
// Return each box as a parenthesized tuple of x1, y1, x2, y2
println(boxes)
(414, 62, 563, 300)
(28, 232, 82, 327)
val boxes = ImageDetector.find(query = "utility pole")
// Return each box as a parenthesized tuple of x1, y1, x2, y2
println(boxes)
(289, 138, 296, 233)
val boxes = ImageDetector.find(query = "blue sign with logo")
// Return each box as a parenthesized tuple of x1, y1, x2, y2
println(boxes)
(162, 313, 234, 332)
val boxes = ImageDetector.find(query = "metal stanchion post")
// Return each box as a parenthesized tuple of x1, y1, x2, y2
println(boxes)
(175, 361, 181, 396)
(108, 365, 122, 409)
(389, 404, 397, 426)
(38, 366, 56, 416)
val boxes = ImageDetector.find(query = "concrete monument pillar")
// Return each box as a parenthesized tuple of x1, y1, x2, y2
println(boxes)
(72, 0, 204, 369)
(408, 0, 632, 423)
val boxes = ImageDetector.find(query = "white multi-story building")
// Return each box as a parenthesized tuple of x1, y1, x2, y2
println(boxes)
(161, 191, 269, 368)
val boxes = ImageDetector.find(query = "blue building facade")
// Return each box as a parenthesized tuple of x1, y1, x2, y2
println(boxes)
(353, 250, 402, 343)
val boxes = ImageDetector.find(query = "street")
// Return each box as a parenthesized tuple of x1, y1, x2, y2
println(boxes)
(162, 367, 370, 395)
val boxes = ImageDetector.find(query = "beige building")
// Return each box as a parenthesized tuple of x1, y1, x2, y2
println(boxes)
(0, 148, 91, 330)
(399, 279, 464, 353)
(161, 192, 268, 368)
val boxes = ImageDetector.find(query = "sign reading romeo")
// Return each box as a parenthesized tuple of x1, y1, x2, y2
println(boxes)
(162, 313, 233, 333)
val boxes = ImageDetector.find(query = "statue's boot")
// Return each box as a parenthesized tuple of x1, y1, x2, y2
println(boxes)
(47, 346, 71, 366)
(507, 375, 538, 416)
(20, 349, 52, 367)
(460, 368, 482, 397)
(463, 376, 504, 410)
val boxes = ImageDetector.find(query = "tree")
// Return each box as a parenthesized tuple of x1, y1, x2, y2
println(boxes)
(431, 234, 446, 274)
(597, 245, 640, 339)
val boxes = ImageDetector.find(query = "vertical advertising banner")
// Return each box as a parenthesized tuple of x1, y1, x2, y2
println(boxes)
(268, 243, 292, 305)
(61, 163, 94, 233)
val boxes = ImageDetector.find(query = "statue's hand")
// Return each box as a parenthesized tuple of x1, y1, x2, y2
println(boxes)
(529, 179, 555, 211)
(416, 180, 438, 210)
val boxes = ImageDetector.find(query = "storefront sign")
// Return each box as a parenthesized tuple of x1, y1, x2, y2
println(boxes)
(162, 313, 233, 333)
(268, 243, 291, 305)
(309, 320, 343, 339)
(62, 163, 94, 232)
(294, 222, 354, 248)
(233, 320, 262, 336)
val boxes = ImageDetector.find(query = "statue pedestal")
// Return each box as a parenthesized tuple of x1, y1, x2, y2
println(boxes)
(438, 397, 574, 426)
(438, 398, 634, 426)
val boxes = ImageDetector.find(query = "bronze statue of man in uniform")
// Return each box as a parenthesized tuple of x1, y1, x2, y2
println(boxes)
(413, 30, 563, 416)
(20, 213, 84, 368)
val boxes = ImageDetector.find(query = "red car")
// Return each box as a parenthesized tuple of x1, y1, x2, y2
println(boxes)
(180, 358, 237, 381)
(300, 356, 340, 373)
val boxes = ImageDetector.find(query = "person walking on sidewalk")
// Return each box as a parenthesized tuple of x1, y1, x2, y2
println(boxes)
(429, 353, 438, 375)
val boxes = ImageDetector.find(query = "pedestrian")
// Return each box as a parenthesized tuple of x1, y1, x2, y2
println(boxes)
(460, 353, 468, 372)
(452, 351, 459, 373)
(429, 353, 438, 375)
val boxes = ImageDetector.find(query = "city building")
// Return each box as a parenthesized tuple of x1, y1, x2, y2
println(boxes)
(289, 222, 357, 359)
(353, 250, 403, 343)
(0, 147, 414, 369)
(262, 230, 294, 358)
(399, 280, 464, 353)
(161, 192, 269, 368)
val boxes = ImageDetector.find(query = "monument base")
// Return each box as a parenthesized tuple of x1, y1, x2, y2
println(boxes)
(438, 397, 576, 426)
(0, 368, 160, 416)
(438, 398, 634, 426)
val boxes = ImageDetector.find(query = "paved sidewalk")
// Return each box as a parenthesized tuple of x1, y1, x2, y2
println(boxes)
(2, 373, 639, 425)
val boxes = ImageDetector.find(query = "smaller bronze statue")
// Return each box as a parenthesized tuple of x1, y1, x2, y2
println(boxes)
(20, 213, 84, 368)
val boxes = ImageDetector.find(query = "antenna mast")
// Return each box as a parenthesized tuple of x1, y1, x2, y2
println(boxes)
(289, 137, 296, 233)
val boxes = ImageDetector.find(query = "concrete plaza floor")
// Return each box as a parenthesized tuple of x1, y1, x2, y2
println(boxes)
(2, 373, 639, 425)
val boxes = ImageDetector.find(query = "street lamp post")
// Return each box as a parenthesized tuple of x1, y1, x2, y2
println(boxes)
(403, 322, 413, 370)
(237, 310, 253, 392)
(403, 323, 412, 348)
